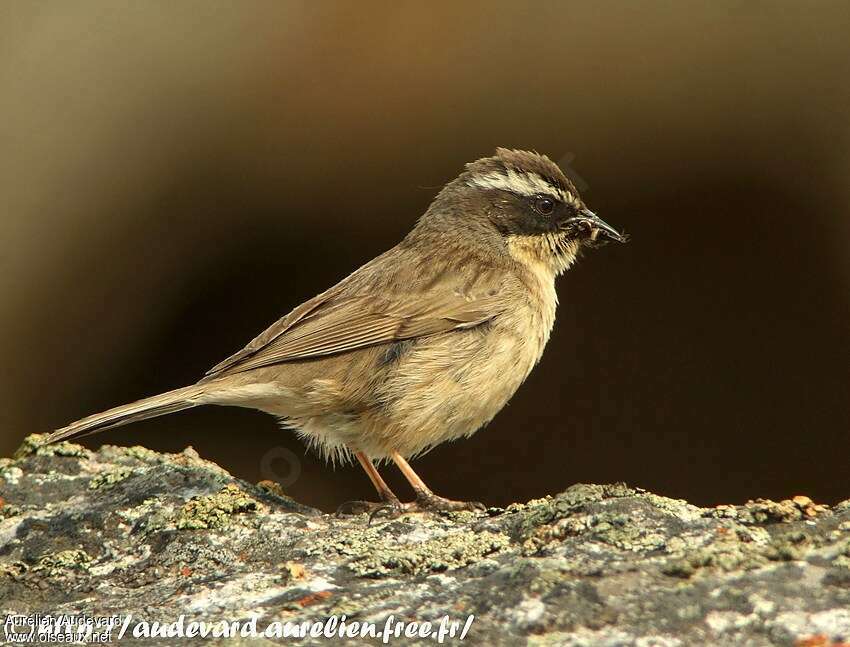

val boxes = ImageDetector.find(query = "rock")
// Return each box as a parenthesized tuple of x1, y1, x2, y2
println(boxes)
(1, 434, 849, 646)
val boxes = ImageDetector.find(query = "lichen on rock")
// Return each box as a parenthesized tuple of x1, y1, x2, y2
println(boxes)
(175, 484, 260, 530)
(348, 528, 509, 577)
(1, 434, 849, 646)
(34, 549, 92, 577)
(88, 467, 136, 490)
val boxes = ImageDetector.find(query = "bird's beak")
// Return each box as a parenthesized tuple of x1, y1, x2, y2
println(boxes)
(573, 209, 628, 243)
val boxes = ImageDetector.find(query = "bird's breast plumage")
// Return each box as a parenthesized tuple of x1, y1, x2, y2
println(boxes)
(361, 267, 558, 459)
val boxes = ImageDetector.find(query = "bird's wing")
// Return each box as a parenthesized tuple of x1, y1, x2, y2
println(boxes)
(202, 268, 504, 380)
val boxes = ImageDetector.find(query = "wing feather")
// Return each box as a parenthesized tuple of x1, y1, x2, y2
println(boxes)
(202, 262, 505, 380)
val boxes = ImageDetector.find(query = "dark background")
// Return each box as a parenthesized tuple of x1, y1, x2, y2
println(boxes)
(2, 2, 848, 511)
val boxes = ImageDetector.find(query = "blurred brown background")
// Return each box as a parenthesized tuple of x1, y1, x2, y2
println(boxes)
(1, 1, 848, 511)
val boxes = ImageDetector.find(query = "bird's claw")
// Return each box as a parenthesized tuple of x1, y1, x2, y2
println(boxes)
(368, 500, 405, 524)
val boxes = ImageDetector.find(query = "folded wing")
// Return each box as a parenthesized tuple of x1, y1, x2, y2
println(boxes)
(202, 268, 504, 380)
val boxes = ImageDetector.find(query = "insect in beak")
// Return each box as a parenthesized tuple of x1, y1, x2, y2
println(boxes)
(565, 209, 628, 244)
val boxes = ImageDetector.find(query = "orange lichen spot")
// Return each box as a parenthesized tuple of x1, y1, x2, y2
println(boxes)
(296, 590, 332, 607)
(795, 634, 850, 647)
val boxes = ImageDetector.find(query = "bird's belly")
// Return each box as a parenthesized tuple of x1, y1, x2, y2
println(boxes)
(371, 322, 545, 457)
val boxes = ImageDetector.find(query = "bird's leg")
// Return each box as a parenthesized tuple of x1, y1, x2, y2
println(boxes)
(390, 452, 485, 513)
(336, 451, 404, 517)
(356, 451, 399, 503)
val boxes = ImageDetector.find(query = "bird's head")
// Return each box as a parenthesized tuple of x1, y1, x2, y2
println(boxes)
(421, 148, 627, 275)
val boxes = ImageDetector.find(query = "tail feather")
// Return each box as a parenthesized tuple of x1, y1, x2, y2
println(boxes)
(44, 384, 208, 445)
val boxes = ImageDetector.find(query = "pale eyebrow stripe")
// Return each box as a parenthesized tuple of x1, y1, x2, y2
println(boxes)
(467, 169, 575, 205)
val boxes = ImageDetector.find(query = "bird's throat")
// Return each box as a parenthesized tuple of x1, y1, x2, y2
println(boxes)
(506, 232, 579, 278)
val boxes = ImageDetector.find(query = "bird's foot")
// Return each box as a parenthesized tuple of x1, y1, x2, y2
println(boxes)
(405, 491, 486, 514)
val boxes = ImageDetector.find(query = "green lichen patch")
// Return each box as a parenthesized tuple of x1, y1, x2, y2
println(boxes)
(13, 433, 89, 460)
(562, 482, 637, 504)
(519, 509, 669, 556)
(348, 529, 509, 578)
(738, 496, 829, 524)
(0, 560, 28, 579)
(0, 500, 23, 518)
(113, 496, 176, 534)
(88, 467, 136, 490)
(34, 549, 92, 577)
(0, 463, 23, 483)
(638, 492, 702, 521)
(661, 526, 820, 578)
(505, 496, 578, 542)
(661, 540, 768, 578)
(175, 484, 258, 530)
(833, 540, 850, 569)
(579, 512, 667, 552)
(505, 483, 638, 543)
(304, 516, 510, 578)
(110, 445, 164, 464)
(100, 445, 230, 481)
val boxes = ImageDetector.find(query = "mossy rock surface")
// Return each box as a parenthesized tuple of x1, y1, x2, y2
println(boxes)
(1, 434, 849, 646)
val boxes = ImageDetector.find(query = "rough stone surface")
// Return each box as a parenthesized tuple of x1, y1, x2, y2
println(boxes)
(1, 435, 849, 646)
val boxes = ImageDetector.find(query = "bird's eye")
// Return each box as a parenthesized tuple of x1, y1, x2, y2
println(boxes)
(533, 195, 555, 215)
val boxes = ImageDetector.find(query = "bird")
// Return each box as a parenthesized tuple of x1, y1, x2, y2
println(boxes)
(44, 148, 627, 515)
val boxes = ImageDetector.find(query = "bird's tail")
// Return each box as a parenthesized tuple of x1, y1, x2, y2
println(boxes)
(43, 383, 209, 445)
